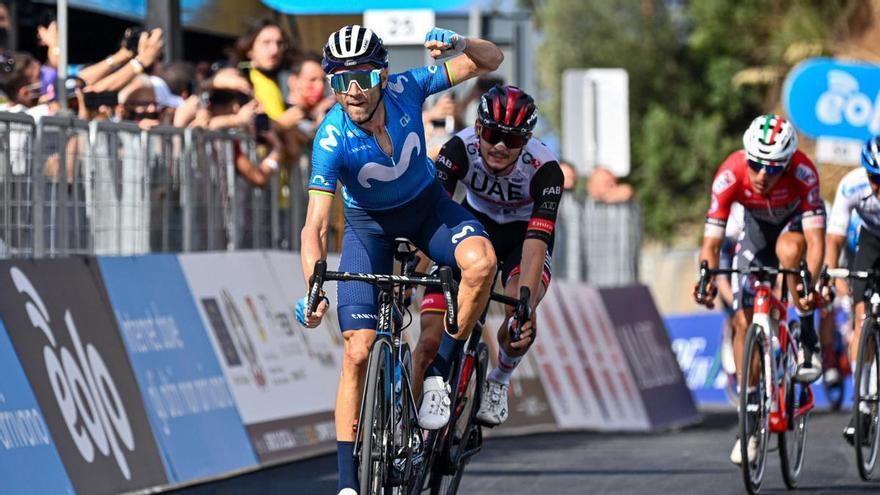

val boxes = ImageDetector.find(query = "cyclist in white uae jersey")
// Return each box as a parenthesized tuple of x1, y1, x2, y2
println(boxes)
(823, 136, 880, 445)
(296, 25, 503, 495)
(416, 86, 564, 426)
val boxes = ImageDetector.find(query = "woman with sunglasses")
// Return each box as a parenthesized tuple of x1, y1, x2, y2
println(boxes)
(297, 24, 503, 495)
(416, 85, 564, 427)
(694, 114, 826, 465)
(824, 136, 880, 445)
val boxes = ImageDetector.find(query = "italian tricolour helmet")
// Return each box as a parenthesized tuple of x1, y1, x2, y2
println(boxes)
(322, 25, 388, 73)
(861, 135, 880, 176)
(742, 114, 798, 166)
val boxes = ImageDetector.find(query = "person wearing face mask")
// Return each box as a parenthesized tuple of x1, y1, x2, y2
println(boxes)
(416, 85, 564, 427)
(0, 52, 44, 114)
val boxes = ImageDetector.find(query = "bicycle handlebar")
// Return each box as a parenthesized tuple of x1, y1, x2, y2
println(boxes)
(510, 286, 532, 342)
(696, 259, 812, 301)
(826, 267, 880, 280)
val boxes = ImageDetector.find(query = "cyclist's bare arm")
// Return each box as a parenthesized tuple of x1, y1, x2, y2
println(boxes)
(518, 238, 547, 309)
(803, 226, 825, 284)
(824, 233, 846, 270)
(442, 38, 504, 84)
(301, 194, 333, 320)
(699, 235, 724, 270)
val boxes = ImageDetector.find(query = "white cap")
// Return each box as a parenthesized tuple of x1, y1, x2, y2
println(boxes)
(150, 75, 184, 109)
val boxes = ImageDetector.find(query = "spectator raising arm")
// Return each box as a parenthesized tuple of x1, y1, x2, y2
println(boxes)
(87, 29, 163, 93)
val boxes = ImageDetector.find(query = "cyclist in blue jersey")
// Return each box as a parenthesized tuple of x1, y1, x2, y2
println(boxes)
(295, 25, 503, 495)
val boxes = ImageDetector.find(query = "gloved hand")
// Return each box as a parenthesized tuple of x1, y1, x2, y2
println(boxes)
(296, 295, 328, 328)
(424, 28, 467, 58)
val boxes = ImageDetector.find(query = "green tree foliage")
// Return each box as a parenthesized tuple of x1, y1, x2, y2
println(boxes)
(530, 0, 864, 239)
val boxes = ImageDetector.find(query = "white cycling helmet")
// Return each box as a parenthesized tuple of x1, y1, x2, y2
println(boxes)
(742, 114, 798, 165)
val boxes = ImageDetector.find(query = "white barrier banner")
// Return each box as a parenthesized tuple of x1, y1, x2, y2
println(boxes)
(535, 281, 649, 430)
(178, 251, 342, 462)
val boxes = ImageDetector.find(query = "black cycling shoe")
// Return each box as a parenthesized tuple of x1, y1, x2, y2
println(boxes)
(844, 412, 874, 446)
(844, 415, 856, 446)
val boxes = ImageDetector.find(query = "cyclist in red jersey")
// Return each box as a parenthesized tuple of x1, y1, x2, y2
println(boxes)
(694, 114, 826, 465)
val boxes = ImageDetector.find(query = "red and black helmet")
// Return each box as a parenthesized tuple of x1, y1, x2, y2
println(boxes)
(477, 85, 538, 134)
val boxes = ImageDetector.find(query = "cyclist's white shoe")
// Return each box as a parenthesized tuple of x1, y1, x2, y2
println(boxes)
(823, 367, 841, 385)
(730, 436, 758, 465)
(338, 489, 357, 495)
(796, 349, 822, 383)
(418, 376, 451, 430)
(476, 379, 509, 426)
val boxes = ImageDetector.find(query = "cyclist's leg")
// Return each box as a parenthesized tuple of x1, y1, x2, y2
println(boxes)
(335, 212, 392, 492)
(417, 185, 496, 379)
(776, 223, 822, 380)
(413, 285, 446, 399)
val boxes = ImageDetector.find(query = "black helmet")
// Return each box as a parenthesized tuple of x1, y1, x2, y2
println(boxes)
(477, 85, 538, 134)
(322, 25, 388, 73)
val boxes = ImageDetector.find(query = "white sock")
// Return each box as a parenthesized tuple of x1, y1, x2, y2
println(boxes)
(488, 347, 522, 385)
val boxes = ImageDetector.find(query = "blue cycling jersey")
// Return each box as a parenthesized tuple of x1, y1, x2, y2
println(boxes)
(309, 64, 453, 210)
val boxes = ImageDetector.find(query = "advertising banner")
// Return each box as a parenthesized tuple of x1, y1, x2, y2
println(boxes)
(0, 259, 168, 495)
(665, 313, 733, 406)
(97, 255, 258, 481)
(600, 285, 700, 429)
(0, 318, 75, 495)
(178, 252, 340, 462)
(665, 312, 852, 410)
(535, 281, 650, 430)
(783, 57, 880, 141)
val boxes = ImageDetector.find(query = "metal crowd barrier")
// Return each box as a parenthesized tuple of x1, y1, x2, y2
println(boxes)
(0, 112, 280, 259)
(556, 196, 641, 286)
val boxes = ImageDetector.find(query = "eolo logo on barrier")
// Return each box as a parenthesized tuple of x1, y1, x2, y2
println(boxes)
(10, 267, 136, 479)
(783, 57, 880, 140)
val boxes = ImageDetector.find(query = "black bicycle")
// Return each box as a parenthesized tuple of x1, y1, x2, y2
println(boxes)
(307, 240, 459, 495)
(412, 283, 530, 495)
(826, 267, 880, 480)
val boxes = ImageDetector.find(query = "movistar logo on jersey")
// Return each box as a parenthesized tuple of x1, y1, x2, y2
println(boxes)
(319, 125, 341, 152)
(388, 75, 408, 94)
(357, 132, 421, 188)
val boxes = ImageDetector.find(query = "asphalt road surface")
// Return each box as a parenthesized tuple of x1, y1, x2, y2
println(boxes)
(169, 411, 880, 494)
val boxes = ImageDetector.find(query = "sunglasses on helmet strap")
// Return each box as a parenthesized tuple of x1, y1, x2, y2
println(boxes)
(328, 69, 382, 93)
(479, 125, 530, 149)
(746, 159, 787, 176)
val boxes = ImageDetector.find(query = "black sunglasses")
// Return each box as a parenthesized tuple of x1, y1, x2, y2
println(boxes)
(479, 125, 529, 149)
(868, 172, 880, 185)
(747, 159, 787, 176)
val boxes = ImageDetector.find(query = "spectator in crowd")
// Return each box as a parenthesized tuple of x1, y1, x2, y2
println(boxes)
(232, 19, 292, 124)
(559, 159, 578, 192)
(0, 52, 46, 117)
(0, 2, 10, 55)
(87, 28, 165, 93)
(117, 75, 162, 130)
(587, 165, 634, 203)
(285, 52, 334, 142)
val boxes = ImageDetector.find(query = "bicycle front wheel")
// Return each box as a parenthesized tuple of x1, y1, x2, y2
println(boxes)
(740, 324, 770, 495)
(779, 341, 809, 488)
(360, 340, 393, 495)
(430, 342, 489, 495)
(854, 317, 880, 480)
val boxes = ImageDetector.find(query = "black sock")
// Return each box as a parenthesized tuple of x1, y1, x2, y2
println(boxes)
(797, 309, 818, 353)
(337, 441, 357, 491)
(425, 332, 464, 380)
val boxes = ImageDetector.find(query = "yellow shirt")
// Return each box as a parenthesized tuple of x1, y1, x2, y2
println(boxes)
(249, 68, 286, 121)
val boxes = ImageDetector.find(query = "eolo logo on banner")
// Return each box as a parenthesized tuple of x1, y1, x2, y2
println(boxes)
(0, 259, 168, 494)
(783, 57, 880, 140)
(10, 267, 136, 478)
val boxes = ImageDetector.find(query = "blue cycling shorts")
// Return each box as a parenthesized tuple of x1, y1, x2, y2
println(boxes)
(337, 181, 488, 331)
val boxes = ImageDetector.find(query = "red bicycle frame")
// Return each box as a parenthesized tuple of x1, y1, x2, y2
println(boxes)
(750, 281, 815, 433)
